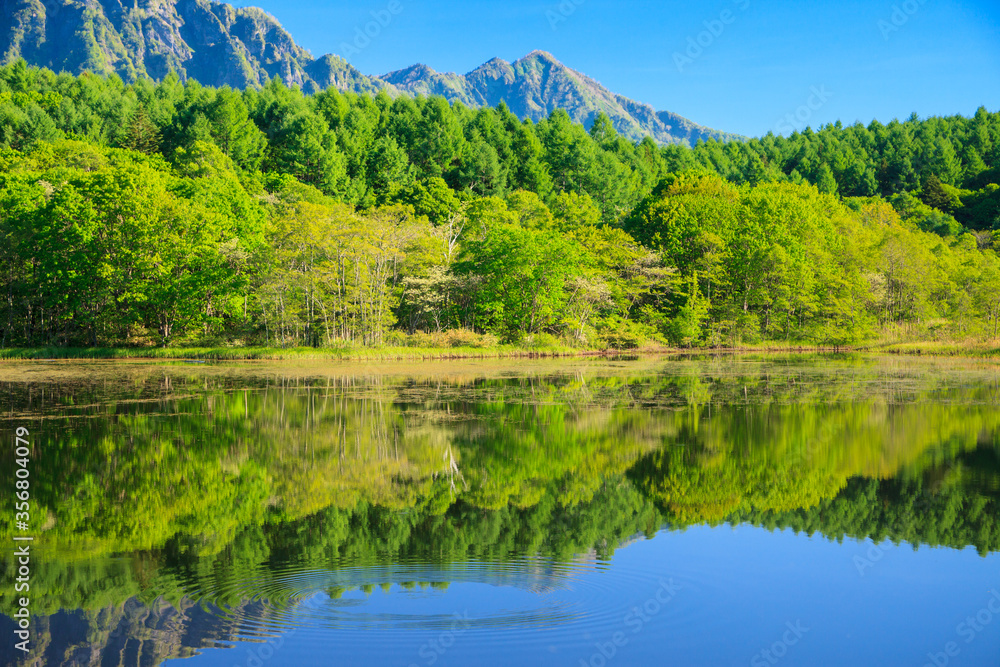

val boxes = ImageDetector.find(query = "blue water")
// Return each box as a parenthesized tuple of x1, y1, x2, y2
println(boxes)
(170, 525, 1000, 667)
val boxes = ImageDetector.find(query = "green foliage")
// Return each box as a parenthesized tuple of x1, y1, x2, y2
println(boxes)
(668, 275, 711, 346)
(0, 141, 264, 345)
(454, 222, 584, 340)
(0, 63, 998, 348)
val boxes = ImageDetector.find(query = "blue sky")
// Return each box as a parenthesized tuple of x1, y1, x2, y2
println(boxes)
(230, 0, 1000, 138)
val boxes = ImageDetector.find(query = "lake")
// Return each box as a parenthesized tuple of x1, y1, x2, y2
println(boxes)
(0, 355, 998, 667)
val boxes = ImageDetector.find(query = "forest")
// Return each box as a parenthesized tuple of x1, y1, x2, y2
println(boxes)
(1, 59, 999, 348)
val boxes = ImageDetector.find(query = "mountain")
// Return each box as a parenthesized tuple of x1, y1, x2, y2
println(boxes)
(0, 0, 737, 146)
(0, 0, 387, 93)
(0, 596, 282, 667)
(381, 50, 740, 145)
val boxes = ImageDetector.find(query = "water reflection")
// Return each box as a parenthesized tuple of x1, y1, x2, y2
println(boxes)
(0, 355, 997, 666)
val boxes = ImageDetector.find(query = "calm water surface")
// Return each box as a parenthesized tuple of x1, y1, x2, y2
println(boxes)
(0, 355, 998, 667)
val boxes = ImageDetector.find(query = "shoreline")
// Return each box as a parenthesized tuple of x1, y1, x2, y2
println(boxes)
(0, 340, 997, 361)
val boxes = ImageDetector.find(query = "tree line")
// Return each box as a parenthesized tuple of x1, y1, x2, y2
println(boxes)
(1, 59, 998, 347)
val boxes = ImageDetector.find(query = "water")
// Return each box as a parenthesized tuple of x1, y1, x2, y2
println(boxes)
(0, 355, 998, 666)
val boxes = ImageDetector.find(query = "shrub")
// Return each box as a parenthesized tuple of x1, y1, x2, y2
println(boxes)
(523, 332, 561, 349)
(596, 317, 660, 349)
(399, 329, 501, 349)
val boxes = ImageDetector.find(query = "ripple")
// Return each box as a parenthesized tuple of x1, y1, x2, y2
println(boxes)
(163, 533, 748, 662)
(169, 549, 695, 648)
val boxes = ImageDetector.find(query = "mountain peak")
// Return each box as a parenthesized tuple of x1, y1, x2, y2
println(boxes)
(476, 56, 511, 69)
(380, 51, 740, 146)
(381, 63, 437, 85)
(521, 50, 561, 64)
(467, 56, 513, 77)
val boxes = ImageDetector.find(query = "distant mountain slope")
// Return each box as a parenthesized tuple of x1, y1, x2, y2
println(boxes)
(0, 0, 739, 145)
(380, 50, 740, 145)
(0, 0, 386, 93)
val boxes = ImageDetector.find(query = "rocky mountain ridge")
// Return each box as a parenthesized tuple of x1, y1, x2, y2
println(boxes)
(0, 0, 738, 145)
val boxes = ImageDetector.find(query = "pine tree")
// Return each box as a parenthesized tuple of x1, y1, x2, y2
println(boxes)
(121, 107, 161, 155)
(816, 164, 838, 195)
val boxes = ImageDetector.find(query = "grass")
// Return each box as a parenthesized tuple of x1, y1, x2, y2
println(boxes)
(2, 338, 999, 362)
(0, 344, 594, 361)
(864, 339, 1000, 358)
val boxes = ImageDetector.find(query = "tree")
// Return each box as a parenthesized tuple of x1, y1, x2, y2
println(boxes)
(454, 136, 506, 197)
(455, 223, 583, 339)
(120, 107, 161, 155)
(588, 112, 617, 146)
(815, 164, 838, 195)
(387, 177, 460, 225)
(550, 190, 601, 232)
(206, 87, 267, 170)
(505, 190, 554, 230)
(411, 96, 463, 178)
(367, 135, 413, 202)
